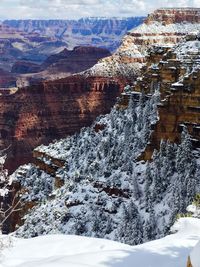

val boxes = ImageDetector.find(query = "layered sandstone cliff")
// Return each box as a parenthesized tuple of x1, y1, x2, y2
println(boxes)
(86, 8, 200, 79)
(145, 8, 200, 25)
(120, 32, 200, 159)
(0, 75, 125, 173)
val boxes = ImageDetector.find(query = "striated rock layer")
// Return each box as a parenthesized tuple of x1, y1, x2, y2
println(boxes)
(0, 75, 126, 173)
(145, 8, 200, 25)
(86, 8, 200, 79)
(122, 33, 200, 160)
(3, 8, 200, 172)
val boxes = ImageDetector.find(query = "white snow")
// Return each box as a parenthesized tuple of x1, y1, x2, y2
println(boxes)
(174, 40, 200, 60)
(191, 240, 200, 267)
(130, 22, 200, 35)
(1, 217, 200, 267)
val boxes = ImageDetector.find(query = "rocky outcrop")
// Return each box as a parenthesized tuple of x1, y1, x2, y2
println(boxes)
(122, 33, 200, 159)
(86, 8, 200, 79)
(3, 17, 145, 52)
(0, 75, 126, 173)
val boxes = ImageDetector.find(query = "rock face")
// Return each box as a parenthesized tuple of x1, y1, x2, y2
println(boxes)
(15, 46, 111, 84)
(122, 32, 200, 159)
(3, 8, 200, 172)
(3, 17, 145, 52)
(145, 8, 200, 25)
(86, 8, 200, 79)
(0, 75, 126, 173)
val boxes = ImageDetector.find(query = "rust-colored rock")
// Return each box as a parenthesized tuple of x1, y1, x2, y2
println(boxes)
(0, 75, 126, 173)
(129, 36, 200, 160)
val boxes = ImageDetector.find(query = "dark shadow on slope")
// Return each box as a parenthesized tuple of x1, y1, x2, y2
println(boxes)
(101, 243, 194, 267)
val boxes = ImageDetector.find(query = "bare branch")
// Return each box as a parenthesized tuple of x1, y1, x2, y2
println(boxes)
(0, 152, 22, 233)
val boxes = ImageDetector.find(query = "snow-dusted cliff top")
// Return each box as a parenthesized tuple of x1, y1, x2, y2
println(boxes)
(129, 22, 200, 34)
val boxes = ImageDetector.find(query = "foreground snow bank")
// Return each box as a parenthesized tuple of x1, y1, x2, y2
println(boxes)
(191, 240, 200, 267)
(1, 217, 200, 267)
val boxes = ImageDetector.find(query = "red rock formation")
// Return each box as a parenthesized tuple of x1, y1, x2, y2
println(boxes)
(145, 8, 200, 25)
(0, 75, 126, 173)
(126, 34, 200, 160)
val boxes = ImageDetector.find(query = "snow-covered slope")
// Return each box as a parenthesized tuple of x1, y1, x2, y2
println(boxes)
(191, 240, 200, 267)
(1, 217, 200, 267)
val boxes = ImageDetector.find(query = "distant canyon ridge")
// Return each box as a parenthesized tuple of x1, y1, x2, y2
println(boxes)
(3, 17, 145, 52)
(0, 17, 144, 87)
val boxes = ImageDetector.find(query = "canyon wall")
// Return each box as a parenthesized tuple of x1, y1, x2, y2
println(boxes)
(125, 33, 200, 159)
(145, 8, 200, 24)
(0, 75, 126, 173)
